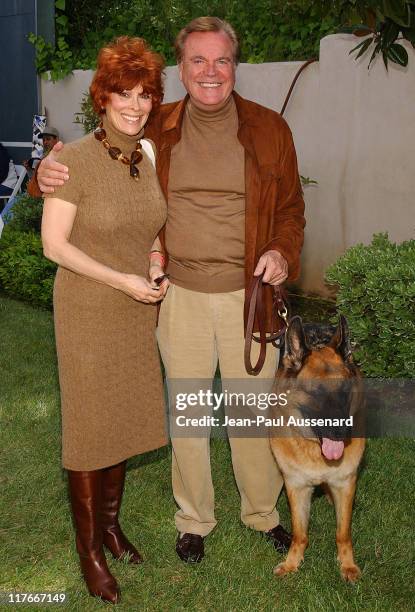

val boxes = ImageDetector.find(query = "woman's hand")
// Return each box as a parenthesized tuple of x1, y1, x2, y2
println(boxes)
(148, 262, 169, 298)
(119, 273, 165, 304)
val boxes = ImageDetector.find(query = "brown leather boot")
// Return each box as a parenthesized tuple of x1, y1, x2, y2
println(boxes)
(67, 470, 120, 604)
(101, 461, 143, 564)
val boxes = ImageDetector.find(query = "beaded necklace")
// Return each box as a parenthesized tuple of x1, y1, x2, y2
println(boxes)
(94, 123, 143, 180)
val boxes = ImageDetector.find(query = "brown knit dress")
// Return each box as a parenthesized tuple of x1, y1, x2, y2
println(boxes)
(45, 116, 168, 471)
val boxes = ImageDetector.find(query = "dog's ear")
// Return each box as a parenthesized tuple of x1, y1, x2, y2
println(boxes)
(330, 314, 353, 362)
(285, 316, 309, 370)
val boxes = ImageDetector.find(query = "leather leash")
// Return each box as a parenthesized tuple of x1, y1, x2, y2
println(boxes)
(244, 273, 290, 376)
(243, 59, 315, 375)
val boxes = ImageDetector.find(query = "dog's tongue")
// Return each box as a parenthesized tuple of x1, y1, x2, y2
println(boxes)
(321, 438, 344, 460)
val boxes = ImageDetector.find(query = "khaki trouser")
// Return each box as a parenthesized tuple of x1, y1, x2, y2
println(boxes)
(157, 284, 284, 537)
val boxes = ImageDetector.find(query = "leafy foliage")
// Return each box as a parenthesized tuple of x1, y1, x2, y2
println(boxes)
(0, 194, 55, 308)
(28, 0, 74, 82)
(74, 91, 100, 133)
(345, 0, 415, 68)
(29, 1, 414, 81)
(0, 228, 56, 309)
(325, 233, 415, 378)
(28, 0, 359, 80)
(3, 193, 44, 234)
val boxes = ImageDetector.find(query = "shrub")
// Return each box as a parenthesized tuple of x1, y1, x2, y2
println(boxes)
(325, 233, 415, 378)
(28, 0, 415, 81)
(74, 91, 100, 134)
(3, 193, 44, 233)
(0, 228, 56, 309)
(29, 0, 343, 79)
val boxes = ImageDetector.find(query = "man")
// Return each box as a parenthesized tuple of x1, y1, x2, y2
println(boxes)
(31, 17, 305, 563)
(24, 126, 59, 174)
(40, 125, 59, 154)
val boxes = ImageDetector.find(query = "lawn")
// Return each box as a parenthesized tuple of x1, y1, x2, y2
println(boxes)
(0, 294, 414, 611)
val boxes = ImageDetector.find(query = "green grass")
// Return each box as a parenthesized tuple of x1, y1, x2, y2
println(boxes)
(0, 294, 414, 611)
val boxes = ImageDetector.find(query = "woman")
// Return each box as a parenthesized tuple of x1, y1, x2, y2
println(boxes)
(41, 37, 168, 604)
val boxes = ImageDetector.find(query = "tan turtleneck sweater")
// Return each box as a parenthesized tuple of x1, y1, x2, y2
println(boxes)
(166, 96, 245, 293)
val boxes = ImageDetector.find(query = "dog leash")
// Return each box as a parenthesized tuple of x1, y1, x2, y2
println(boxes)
(243, 60, 316, 375)
(244, 273, 290, 375)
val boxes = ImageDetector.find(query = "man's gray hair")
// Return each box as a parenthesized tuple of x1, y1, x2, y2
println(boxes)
(174, 16, 240, 64)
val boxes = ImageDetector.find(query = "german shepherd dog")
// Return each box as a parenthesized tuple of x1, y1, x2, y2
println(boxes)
(270, 315, 365, 582)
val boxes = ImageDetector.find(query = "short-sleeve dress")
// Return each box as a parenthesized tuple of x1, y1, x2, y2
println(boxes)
(45, 117, 168, 471)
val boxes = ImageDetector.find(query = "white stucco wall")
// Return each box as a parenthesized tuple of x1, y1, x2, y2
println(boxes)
(40, 34, 415, 295)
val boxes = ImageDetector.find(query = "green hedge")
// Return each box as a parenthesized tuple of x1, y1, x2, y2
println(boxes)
(325, 233, 415, 378)
(2, 193, 44, 233)
(29, 1, 415, 81)
(30, 0, 342, 80)
(0, 195, 56, 308)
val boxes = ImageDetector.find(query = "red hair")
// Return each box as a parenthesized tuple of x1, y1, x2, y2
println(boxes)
(90, 36, 164, 115)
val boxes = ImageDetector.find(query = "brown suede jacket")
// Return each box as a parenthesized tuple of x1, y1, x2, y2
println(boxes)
(29, 91, 305, 332)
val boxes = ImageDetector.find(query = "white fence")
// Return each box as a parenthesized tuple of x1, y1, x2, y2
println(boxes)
(40, 34, 415, 295)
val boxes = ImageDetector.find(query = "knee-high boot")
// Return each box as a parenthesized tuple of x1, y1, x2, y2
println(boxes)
(67, 470, 120, 604)
(101, 461, 143, 564)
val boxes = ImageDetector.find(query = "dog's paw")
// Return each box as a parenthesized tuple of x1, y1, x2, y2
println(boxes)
(341, 564, 361, 583)
(273, 562, 298, 577)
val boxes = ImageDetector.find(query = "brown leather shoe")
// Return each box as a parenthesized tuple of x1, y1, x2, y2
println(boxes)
(67, 470, 120, 604)
(176, 533, 204, 563)
(101, 462, 143, 564)
(265, 524, 292, 552)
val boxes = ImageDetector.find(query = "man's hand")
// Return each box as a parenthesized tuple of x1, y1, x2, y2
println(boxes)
(254, 250, 288, 285)
(38, 141, 69, 193)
